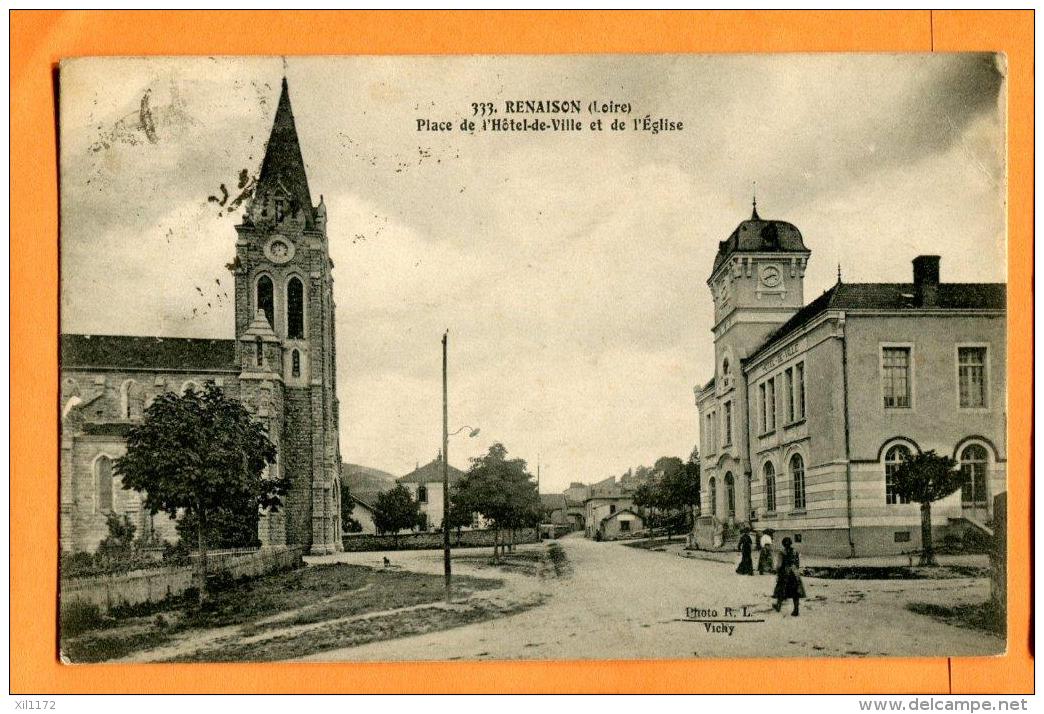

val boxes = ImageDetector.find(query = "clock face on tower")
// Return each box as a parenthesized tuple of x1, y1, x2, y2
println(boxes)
(263, 235, 295, 264)
(760, 264, 782, 289)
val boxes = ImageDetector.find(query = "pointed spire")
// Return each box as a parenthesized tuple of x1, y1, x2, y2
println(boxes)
(837, 262, 843, 284)
(751, 181, 760, 220)
(251, 76, 316, 228)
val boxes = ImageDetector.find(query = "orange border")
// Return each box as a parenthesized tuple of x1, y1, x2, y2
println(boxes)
(11, 10, 1033, 694)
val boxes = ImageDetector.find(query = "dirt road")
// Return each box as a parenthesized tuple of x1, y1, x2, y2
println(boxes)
(300, 534, 1002, 661)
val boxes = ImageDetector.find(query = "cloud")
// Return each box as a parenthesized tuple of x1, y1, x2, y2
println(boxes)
(60, 55, 1005, 489)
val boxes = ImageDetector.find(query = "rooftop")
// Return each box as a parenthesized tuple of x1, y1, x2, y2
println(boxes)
(746, 281, 1006, 365)
(61, 334, 237, 372)
(398, 458, 467, 485)
(712, 205, 808, 273)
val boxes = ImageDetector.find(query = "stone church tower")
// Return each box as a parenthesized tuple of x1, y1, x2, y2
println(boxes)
(231, 77, 342, 554)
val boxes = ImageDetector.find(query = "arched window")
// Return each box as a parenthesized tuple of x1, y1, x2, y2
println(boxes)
(291, 349, 301, 378)
(417, 485, 428, 504)
(180, 380, 200, 395)
(763, 462, 777, 512)
(255, 336, 264, 367)
(94, 456, 114, 514)
(724, 472, 736, 517)
(960, 444, 989, 505)
(120, 380, 144, 419)
(709, 477, 717, 516)
(256, 275, 275, 329)
(790, 454, 806, 510)
(884, 445, 912, 505)
(287, 277, 305, 340)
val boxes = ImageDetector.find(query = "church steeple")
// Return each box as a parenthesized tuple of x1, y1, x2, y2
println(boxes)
(249, 77, 316, 230)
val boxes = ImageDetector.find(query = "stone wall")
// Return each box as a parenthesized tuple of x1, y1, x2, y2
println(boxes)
(342, 527, 539, 552)
(60, 546, 306, 613)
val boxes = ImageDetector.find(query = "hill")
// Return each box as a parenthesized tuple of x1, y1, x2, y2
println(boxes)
(341, 462, 398, 496)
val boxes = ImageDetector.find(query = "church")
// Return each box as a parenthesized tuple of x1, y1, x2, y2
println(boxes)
(60, 78, 344, 555)
(693, 204, 1006, 556)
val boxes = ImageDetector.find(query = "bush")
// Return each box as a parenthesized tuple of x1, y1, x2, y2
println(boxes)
(60, 600, 104, 637)
(163, 540, 191, 565)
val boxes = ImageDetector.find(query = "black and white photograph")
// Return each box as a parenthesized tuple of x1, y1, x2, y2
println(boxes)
(58, 54, 1007, 663)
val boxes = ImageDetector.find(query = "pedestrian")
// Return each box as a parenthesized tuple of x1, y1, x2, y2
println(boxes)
(772, 536, 806, 616)
(736, 528, 754, 575)
(757, 528, 775, 575)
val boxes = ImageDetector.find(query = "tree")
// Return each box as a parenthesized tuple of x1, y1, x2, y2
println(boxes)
(114, 382, 283, 598)
(95, 513, 137, 570)
(455, 443, 536, 562)
(176, 502, 260, 551)
(890, 450, 963, 566)
(373, 485, 421, 544)
(445, 484, 475, 543)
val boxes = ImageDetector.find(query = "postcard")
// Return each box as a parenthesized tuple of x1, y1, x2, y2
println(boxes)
(57, 53, 1007, 664)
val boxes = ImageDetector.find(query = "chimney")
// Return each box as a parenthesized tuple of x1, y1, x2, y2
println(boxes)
(913, 255, 940, 307)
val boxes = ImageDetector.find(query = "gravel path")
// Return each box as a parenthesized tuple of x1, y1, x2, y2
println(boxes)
(299, 533, 1003, 661)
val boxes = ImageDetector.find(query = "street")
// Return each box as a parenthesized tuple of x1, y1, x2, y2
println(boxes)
(301, 533, 1003, 661)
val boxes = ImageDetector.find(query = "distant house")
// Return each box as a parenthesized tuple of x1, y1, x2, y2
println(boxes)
(398, 456, 470, 532)
(540, 494, 570, 526)
(584, 487, 635, 539)
(598, 508, 644, 540)
(349, 492, 380, 534)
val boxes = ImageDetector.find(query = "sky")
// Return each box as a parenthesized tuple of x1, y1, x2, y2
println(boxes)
(59, 54, 1006, 492)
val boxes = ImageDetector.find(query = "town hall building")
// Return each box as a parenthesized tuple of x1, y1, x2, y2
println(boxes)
(694, 203, 1006, 556)
(60, 78, 344, 555)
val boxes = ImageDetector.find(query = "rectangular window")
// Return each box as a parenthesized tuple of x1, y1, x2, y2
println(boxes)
(882, 347, 912, 408)
(705, 412, 715, 454)
(958, 347, 987, 408)
(758, 383, 767, 434)
(894, 531, 911, 543)
(795, 362, 806, 420)
(722, 401, 733, 446)
(784, 367, 795, 423)
(619, 520, 630, 532)
(766, 378, 776, 431)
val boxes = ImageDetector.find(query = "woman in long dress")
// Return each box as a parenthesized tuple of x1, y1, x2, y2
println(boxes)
(772, 536, 806, 616)
(735, 529, 754, 575)
(757, 529, 775, 575)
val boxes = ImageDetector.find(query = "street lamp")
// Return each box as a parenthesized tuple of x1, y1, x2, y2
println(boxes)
(442, 330, 480, 603)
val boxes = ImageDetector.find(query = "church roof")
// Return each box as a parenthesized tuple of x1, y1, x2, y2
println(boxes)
(398, 458, 467, 485)
(745, 281, 1007, 365)
(712, 207, 808, 273)
(251, 77, 316, 229)
(61, 334, 237, 372)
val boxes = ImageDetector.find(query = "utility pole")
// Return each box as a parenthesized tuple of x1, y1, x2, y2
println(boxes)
(442, 330, 451, 603)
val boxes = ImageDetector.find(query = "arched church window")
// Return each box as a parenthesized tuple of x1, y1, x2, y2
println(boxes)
(287, 277, 305, 340)
(120, 379, 144, 419)
(292, 349, 301, 377)
(95, 455, 114, 514)
(256, 275, 275, 329)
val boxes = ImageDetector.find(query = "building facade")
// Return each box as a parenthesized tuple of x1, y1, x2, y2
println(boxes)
(694, 206, 1006, 556)
(61, 78, 344, 555)
(398, 457, 473, 532)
